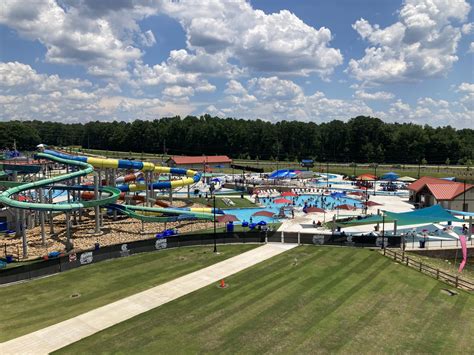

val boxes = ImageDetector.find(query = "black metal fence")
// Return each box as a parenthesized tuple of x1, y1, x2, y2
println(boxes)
(0, 232, 266, 285)
(286, 232, 401, 248)
(0, 231, 402, 285)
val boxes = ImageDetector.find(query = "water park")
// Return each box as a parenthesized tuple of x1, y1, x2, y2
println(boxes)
(0, 145, 472, 263)
(1, 145, 473, 354)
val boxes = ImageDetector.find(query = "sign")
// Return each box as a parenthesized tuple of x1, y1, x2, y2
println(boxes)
(312, 235, 325, 245)
(79, 252, 93, 265)
(155, 238, 167, 250)
(68, 253, 77, 262)
(345, 235, 355, 246)
(120, 244, 130, 257)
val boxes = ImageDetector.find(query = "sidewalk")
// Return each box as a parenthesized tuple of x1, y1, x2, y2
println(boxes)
(0, 243, 297, 354)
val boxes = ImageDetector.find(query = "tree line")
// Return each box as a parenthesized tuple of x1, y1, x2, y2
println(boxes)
(0, 115, 472, 165)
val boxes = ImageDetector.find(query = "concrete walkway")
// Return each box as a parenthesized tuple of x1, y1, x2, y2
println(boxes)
(0, 243, 297, 354)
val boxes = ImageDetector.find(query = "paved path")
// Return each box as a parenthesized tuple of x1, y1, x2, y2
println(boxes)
(0, 243, 297, 354)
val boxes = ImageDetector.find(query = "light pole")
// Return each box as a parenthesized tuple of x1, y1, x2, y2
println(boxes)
(213, 195, 217, 253)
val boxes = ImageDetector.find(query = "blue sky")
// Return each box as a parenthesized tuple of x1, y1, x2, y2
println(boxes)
(0, 0, 472, 127)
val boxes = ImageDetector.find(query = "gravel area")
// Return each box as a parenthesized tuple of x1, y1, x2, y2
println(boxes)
(1, 202, 214, 259)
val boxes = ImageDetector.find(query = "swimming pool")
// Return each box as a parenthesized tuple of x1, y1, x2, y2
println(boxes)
(224, 194, 363, 224)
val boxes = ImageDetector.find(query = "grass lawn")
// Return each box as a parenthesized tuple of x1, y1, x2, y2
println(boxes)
(58, 246, 474, 354)
(0, 244, 257, 342)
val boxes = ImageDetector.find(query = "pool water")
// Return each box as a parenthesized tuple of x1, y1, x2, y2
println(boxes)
(225, 194, 363, 224)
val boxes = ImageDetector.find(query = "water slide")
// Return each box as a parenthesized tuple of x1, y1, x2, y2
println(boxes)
(43, 149, 201, 191)
(0, 151, 219, 221)
(0, 152, 120, 211)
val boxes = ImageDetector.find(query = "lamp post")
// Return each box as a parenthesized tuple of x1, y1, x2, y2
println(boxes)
(213, 195, 217, 253)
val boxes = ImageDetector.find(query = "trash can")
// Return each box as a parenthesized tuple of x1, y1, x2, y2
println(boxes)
(226, 221, 234, 233)
(6, 255, 13, 263)
(419, 240, 425, 248)
(94, 243, 100, 250)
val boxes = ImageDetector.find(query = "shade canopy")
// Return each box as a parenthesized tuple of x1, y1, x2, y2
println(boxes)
(363, 201, 383, 207)
(341, 205, 464, 226)
(349, 191, 365, 196)
(252, 210, 274, 217)
(217, 214, 239, 223)
(357, 174, 376, 181)
(281, 191, 298, 197)
(305, 207, 326, 213)
(274, 198, 292, 204)
(335, 204, 357, 211)
(381, 172, 399, 181)
(398, 176, 417, 182)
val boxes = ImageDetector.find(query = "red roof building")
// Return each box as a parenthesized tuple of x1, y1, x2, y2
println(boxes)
(166, 155, 232, 170)
(408, 176, 474, 212)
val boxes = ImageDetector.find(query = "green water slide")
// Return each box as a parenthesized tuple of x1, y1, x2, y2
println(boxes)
(108, 204, 214, 223)
(0, 152, 120, 211)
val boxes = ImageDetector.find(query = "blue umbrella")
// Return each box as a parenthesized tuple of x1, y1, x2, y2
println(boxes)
(382, 172, 399, 181)
(258, 220, 267, 226)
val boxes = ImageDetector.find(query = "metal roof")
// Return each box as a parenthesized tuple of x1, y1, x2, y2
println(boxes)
(425, 183, 473, 201)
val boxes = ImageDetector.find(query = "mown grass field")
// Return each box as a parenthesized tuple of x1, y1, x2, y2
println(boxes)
(0, 244, 257, 342)
(58, 246, 474, 354)
(67, 147, 472, 181)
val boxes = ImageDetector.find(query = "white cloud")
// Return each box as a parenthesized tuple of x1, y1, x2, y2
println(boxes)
(461, 22, 473, 34)
(381, 97, 472, 127)
(458, 82, 474, 92)
(160, 1, 343, 78)
(248, 76, 304, 102)
(354, 90, 395, 100)
(140, 30, 156, 47)
(132, 60, 216, 99)
(0, 0, 153, 79)
(469, 42, 474, 53)
(348, 0, 471, 84)
(216, 77, 374, 122)
(457, 82, 474, 110)
(0, 61, 195, 122)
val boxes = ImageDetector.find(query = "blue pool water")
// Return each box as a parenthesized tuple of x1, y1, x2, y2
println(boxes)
(224, 194, 363, 224)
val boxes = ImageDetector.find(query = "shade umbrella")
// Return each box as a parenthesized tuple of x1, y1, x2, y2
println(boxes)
(398, 176, 417, 182)
(381, 172, 399, 181)
(258, 220, 267, 226)
(305, 207, 326, 213)
(252, 210, 274, 217)
(274, 198, 292, 204)
(349, 191, 364, 196)
(363, 201, 383, 207)
(281, 191, 297, 197)
(335, 204, 357, 211)
(357, 174, 376, 181)
(216, 214, 239, 223)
